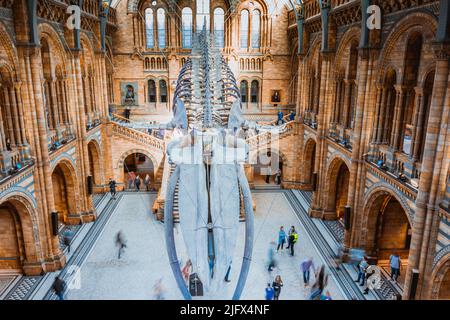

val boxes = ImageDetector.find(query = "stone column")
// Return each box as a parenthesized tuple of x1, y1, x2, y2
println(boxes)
(29, 48, 65, 270)
(411, 87, 425, 160)
(403, 45, 450, 299)
(390, 85, 406, 150)
(342, 79, 352, 128)
(374, 85, 386, 143)
(9, 84, 23, 146)
(3, 87, 16, 146)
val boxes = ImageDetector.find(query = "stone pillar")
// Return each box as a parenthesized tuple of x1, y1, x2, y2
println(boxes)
(390, 85, 406, 151)
(73, 53, 95, 222)
(342, 79, 352, 128)
(3, 87, 16, 146)
(372, 84, 384, 143)
(411, 87, 425, 160)
(403, 45, 450, 299)
(9, 84, 23, 146)
(29, 48, 65, 270)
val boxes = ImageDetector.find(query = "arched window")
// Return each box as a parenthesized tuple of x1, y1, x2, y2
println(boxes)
(148, 80, 156, 102)
(159, 80, 167, 103)
(182, 7, 193, 48)
(157, 8, 166, 49)
(251, 10, 260, 49)
(145, 8, 154, 49)
(214, 8, 225, 48)
(197, 0, 210, 31)
(240, 10, 249, 49)
(251, 80, 259, 103)
(240, 80, 248, 103)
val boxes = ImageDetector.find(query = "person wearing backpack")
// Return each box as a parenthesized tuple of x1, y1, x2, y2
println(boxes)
(389, 253, 401, 283)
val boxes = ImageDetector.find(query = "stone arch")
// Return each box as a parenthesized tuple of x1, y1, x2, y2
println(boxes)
(0, 193, 42, 275)
(51, 159, 79, 224)
(87, 139, 103, 187)
(302, 138, 317, 186)
(377, 11, 438, 83)
(117, 148, 158, 171)
(323, 155, 351, 219)
(334, 25, 360, 70)
(430, 252, 450, 299)
(0, 20, 19, 80)
(363, 185, 414, 262)
(38, 23, 69, 76)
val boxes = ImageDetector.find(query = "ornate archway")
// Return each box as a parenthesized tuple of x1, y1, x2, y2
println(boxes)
(51, 159, 78, 224)
(0, 194, 41, 275)
(87, 139, 103, 187)
(302, 138, 316, 188)
(324, 156, 350, 220)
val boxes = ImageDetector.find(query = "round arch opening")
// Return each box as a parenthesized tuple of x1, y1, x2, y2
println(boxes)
(123, 153, 155, 191)
(366, 192, 412, 288)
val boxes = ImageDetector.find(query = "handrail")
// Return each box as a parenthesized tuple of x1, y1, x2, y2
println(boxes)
(110, 122, 166, 152)
(246, 121, 296, 151)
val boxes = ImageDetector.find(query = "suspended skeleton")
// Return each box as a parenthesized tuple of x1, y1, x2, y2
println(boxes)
(164, 29, 256, 299)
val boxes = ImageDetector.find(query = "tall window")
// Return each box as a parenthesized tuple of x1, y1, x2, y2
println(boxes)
(182, 7, 193, 48)
(157, 8, 166, 49)
(251, 80, 259, 103)
(240, 80, 248, 103)
(148, 80, 156, 102)
(197, 0, 210, 31)
(145, 8, 154, 48)
(240, 10, 249, 49)
(251, 10, 260, 48)
(160, 80, 167, 103)
(214, 8, 225, 48)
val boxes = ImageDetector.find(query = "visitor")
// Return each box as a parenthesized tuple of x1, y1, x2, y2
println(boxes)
(275, 169, 281, 185)
(124, 107, 131, 120)
(52, 276, 66, 300)
(355, 256, 369, 286)
(277, 226, 286, 252)
(335, 244, 344, 270)
(289, 110, 296, 121)
(309, 265, 328, 300)
(135, 175, 141, 192)
(265, 167, 272, 184)
(265, 283, 275, 300)
(286, 226, 298, 256)
(5, 138, 11, 151)
(182, 260, 192, 283)
(272, 275, 283, 300)
(144, 174, 151, 191)
(128, 171, 135, 190)
(224, 261, 232, 282)
(301, 257, 316, 286)
(115, 230, 127, 259)
(390, 253, 401, 283)
(267, 243, 277, 272)
(153, 278, 165, 300)
(63, 234, 71, 254)
(109, 178, 117, 199)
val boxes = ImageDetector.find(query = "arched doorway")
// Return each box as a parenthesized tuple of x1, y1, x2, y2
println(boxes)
(325, 158, 350, 220)
(87, 141, 102, 189)
(52, 162, 76, 224)
(438, 268, 450, 299)
(366, 192, 412, 287)
(303, 139, 316, 189)
(253, 149, 283, 186)
(0, 197, 39, 275)
(123, 153, 155, 190)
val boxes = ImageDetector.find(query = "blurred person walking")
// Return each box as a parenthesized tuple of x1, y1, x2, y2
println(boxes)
(115, 230, 127, 259)
(109, 178, 117, 199)
(52, 276, 66, 300)
(144, 174, 151, 191)
(309, 265, 328, 300)
(301, 257, 316, 286)
(389, 253, 401, 283)
(355, 256, 369, 286)
(135, 175, 141, 192)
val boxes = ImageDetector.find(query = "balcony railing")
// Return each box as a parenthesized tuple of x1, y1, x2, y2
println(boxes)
(48, 126, 76, 154)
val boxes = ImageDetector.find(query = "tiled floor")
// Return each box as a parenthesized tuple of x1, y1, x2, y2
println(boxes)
(66, 192, 345, 300)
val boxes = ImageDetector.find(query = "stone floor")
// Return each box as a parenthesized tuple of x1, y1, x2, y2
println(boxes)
(65, 192, 345, 300)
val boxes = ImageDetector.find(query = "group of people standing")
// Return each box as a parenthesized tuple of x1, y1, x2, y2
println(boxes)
(264, 225, 332, 300)
(127, 171, 152, 192)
